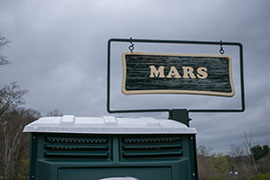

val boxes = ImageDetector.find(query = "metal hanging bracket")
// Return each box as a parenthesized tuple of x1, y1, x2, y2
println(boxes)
(169, 109, 192, 126)
(107, 38, 245, 114)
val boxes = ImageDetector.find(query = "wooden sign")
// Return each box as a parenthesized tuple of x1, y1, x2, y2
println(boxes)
(122, 52, 235, 97)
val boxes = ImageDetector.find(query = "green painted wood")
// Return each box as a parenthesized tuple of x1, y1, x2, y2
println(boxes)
(122, 52, 234, 97)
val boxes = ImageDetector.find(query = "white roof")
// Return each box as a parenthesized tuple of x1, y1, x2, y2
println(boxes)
(23, 115, 197, 134)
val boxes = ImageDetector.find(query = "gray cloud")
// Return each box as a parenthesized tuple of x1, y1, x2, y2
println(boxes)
(0, 0, 269, 153)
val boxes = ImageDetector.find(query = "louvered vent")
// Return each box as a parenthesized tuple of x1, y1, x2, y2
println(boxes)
(44, 135, 111, 160)
(121, 135, 183, 160)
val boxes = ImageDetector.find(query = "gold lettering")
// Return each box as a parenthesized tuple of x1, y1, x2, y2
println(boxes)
(182, 66, 196, 79)
(149, 65, 165, 78)
(167, 66, 181, 78)
(197, 67, 208, 79)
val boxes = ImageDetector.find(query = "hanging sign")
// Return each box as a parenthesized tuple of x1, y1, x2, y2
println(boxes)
(122, 52, 235, 97)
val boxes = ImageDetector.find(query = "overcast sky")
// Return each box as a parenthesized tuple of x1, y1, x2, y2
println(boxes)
(0, 0, 269, 153)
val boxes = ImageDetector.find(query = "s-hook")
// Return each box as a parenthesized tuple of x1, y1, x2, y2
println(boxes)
(129, 37, 135, 53)
(219, 40, 225, 55)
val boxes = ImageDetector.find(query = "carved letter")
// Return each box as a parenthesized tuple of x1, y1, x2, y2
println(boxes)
(149, 65, 165, 78)
(197, 67, 208, 79)
(182, 66, 196, 79)
(167, 66, 181, 78)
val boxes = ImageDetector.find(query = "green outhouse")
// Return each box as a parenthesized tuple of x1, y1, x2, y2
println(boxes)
(24, 115, 197, 180)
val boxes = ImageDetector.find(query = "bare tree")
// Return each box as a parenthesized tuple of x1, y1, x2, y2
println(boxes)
(0, 82, 28, 118)
(0, 108, 40, 180)
(197, 145, 213, 180)
(0, 83, 29, 179)
(197, 145, 211, 157)
(229, 145, 244, 157)
(47, 109, 63, 116)
(0, 34, 40, 179)
(0, 34, 11, 66)
(243, 129, 258, 174)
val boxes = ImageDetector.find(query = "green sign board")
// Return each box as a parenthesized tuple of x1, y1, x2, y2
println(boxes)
(122, 52, 234, 97)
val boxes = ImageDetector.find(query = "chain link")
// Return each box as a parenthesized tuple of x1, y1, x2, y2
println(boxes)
(129, 37, 134, 53)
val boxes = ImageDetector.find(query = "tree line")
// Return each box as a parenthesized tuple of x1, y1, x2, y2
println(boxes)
(0, 81, 63, 180)
(197, 145, 270, 180)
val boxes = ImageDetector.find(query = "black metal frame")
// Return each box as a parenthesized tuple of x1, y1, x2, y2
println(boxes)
(107, 38, 245, 114)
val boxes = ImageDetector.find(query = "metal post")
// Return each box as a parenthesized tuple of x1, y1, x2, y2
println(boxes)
(168, 109, 191, 127)
(168, 109, 198, 180)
